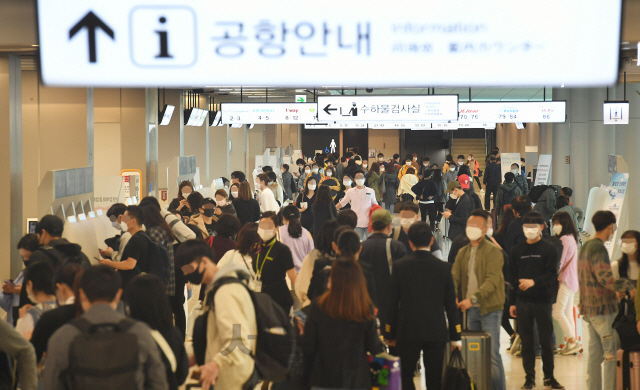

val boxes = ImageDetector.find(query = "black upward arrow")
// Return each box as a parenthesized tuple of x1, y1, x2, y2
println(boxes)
(323, 104, 337, 115)
(69, 11, 114, 63)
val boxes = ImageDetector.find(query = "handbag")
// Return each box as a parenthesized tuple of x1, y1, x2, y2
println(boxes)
(613, 296, 640, 351)
(442, 349, 473, 390)
(368, 353, 401, 390)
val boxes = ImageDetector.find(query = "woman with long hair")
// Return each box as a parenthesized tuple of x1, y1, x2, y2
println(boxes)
(334, 175, 353, 210)
(296, 177, 317, 233)
(303, 258, 383, 389)
(232, 181, 261, 226)
(217, 224, 260, 289)
(279, 206, 314, 273)
(296, 220, 338, 307)
(319, 166, 341, 199)
(467, 154, 482, 189)
(493, 206, 516, 250)
(124, 275, 189, 390)
(432, 169, 446, 229)
(139, 204, 177, 298)
(612, 230, 640, 281)
(551, 211, 581, 355)
(168, 181, 194, 218)
(398, 167, 418, 203)
(311, 185, 338, 237)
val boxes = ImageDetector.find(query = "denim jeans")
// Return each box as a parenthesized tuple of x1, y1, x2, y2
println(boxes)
(467, 307, 506, 390)
(383, 202, 395, 212)
(354, 227, 370, 241)
(583, 313, 619, 390)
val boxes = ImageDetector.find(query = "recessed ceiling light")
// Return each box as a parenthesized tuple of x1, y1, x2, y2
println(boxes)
(31, 44, 39, 47)
(622, 42, 630, 44)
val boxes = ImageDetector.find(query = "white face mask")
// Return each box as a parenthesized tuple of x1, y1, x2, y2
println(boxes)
(450, 191, 458, 200)
(466, 226, 484, 241)
(553, 225, 563, 236)
(413, 157, 418, 161)
(312, 167, 319, 173)
(182, 191, 192, 198)
(308, 184, 317, 191)
(326, 171, 333, 177)
(257, 228, 275, 242)
(523, 228, 540, 240)
(380, 167, 385, 172)
(355, 178, 366, 186)
(363, 165, 368, 169)
(486, 228, 494, 237)
(450, 167, 456, 171)
(378, 158, 384, 162)
(231, 191, 239, 198)
(458, 161, 464, 166)
(511, 169, 519, 175)
(423, 163, 429, 167)
(343, 180, 352, 187)
(400, 218, 414, 229)
(305, 170, 310, 175)
(217, 199, 226, 207)
(112, 220, 122, 230)
(406, 162, 412, 166)
(622, 242, 637, 255)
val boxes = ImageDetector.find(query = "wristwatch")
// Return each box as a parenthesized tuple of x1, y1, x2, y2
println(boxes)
(470, 296, 478, 305)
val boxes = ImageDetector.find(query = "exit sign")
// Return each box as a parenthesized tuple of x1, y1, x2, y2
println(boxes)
(295, 95, 306, 103)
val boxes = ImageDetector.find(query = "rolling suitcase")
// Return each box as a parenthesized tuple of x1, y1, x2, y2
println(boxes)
(616, 350, 640, 390)
(445, 313, 492, 390)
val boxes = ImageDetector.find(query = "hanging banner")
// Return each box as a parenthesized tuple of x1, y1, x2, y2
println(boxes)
(500, 153, 521, 182)
(603, 172, 629, 256)
(534, 154, 552, 186)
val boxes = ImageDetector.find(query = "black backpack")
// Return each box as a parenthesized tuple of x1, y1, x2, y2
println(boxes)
(62, 317, 139, 390)
(193, 277, 295, 385)
(139, 233, 172, 289)
(529, 185, 560, 203)
(38, 245, 91, 270)
(502, 186, 517, 208)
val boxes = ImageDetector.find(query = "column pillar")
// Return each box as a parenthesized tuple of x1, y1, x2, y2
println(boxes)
(538, 123, 552, 155)
(145, 88, 159, 197)
(86, 88, 94, 167)
(588, 87, 615, 189)
(569, 88, 590, 209)
(552, 88, 571, 186)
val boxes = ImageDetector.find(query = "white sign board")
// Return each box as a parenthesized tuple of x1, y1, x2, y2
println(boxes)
(317, 96, 458, 122)
(603, 102, 629, 125)
(451, 101, 566, 124)
(500, 153, 521, 182)
(305, 122, 368, 129)
(535, 154, 552, 186)
(222, 103, 317, 124)
(604, 173, 629, 256)
(37, 0, 622, 87)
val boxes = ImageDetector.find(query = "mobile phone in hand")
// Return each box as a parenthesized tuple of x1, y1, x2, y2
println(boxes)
(3, 280, 15, 287)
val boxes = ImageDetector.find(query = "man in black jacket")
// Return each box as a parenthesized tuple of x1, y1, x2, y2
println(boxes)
(359, 209, 407, 327)
(442, 181, 472, 241)
(504, 195, 533, 254)
(483, 154, 502, 211)
(385, 222, 461, 390)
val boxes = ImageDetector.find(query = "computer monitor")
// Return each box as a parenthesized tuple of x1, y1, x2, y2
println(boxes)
(159, 104, 175, 125)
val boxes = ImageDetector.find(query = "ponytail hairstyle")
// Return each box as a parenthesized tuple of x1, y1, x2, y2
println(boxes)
(281, 205, 303, 238)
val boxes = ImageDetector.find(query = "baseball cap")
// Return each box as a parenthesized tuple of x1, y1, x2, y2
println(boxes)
(201, 197, 216, 207)
(458, 174, 470, 189)
(446, 180, 461, 192)
(371, 209, 392, 225)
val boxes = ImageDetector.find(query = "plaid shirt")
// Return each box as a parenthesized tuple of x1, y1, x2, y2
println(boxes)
(578, 238, 634, 316)
(147, 226, 176, 296)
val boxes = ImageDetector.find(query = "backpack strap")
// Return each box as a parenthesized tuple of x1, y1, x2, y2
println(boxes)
(164, 214, 181, 228)
(71, 317, 137, 334)
(393, 226, 401, 241)
(37, 246, 65, 267)
(386, 238, 393, 275)
(150, 330, 177, 373)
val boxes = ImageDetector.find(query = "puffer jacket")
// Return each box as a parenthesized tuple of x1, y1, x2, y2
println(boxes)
(514, 173, 529, 195)
(495, 181, 523, 216)
(533, 187, 557, 223)
(382, 172, 400, 204)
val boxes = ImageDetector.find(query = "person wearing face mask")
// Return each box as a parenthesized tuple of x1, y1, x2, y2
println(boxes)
(511, 163, 529, 195)
(294, 158, 306, 180)
(319, 166, 341, 199)
(15, 261, 58, 340)
(257, 173, 280, 214)
(411, 169, 438, 229)
(176, 240, 257, 389)
(452, 210, 507, 390)
(29, 215, 91, 271)
(335, 175, 353, 210)
(612, 230, 640, 282)
(381, 165, 400, 212)
(187, 193, 213, 239)
(442, 154, 455, 175)
(550, 212, 581, 356)
(228, 182, 239, 201)
(410, 153, 419, 170)
(442, 181, 472, 241)
(298, 164, 311, 193)
(281, 164, 295, 202)
(336, 170, 379, 241)
(376, 153, 388, 169)
(494, 172, 523, 222)
(253, 214, 298, 314)
(1, 233, 39, 325)
(483, 154, 502, 211)
(467, 154, 482, 190)
(456, 154, 466, 168)
(366, 162, 382, 203)
(296, 178, 317, 233)
(417, 156, 431, 179)
(397, 156, 414, 180)
(169, 181, 195, 219)
(398, 167, 418, 203)
(214, 189, 237, 217)
(443, 156, 459, 185)
(394, 202, 443, 259)
(232, 181, 262, 226)
(579, 211, 635, 390)
(554, 195, 579, 233)
(279, 206, 314, 273)
(304, 163, 324, 188)
(509, 212, 564, 390)
(100, 203, 131, 263)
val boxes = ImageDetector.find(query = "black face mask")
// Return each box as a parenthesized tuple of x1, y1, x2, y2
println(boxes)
(185, 268, 204, 285)
(203, 209, 215, 217)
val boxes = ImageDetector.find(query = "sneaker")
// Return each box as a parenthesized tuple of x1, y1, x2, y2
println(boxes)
(521, 379, 536, 389)
(560, 341, 581, 355)
(515, 350, 522, 357)
(544, 377, 565, 389)
(535, 354, 541, 359)
(507, 335, 516, 351)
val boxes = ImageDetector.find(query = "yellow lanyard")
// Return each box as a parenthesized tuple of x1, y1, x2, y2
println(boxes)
(256, 239, 276, 279)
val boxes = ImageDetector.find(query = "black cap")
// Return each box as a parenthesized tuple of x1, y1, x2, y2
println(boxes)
(202, 197, 216, 207)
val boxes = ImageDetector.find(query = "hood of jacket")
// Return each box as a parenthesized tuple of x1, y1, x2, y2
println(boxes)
(48, 238, 83, 256)
(499, 182, 519, 191)
(212, 262, 253, 285)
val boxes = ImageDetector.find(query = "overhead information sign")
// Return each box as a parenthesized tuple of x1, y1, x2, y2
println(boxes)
(36, 0, 622, 87)
(444, 101, 566, 124)
(317, 96, 459, 122)
(222, 103, 318, 124)
(603, 102, 629, 125)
